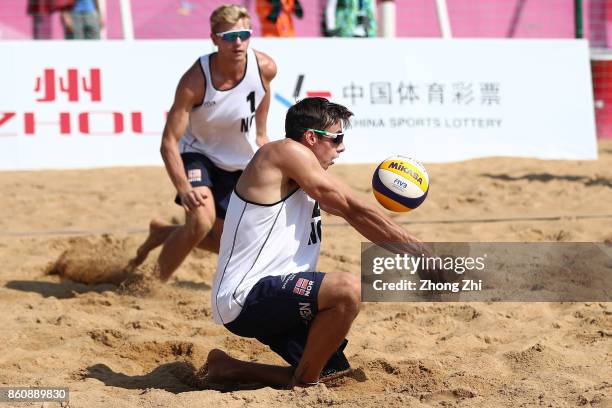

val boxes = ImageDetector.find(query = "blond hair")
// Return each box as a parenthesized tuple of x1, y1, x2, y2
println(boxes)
(210, 4, 251, 32)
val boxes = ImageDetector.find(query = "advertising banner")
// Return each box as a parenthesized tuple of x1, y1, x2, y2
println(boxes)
(0, 39, 597, 170)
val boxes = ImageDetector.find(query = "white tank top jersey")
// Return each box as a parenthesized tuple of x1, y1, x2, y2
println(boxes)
(179, 48, 266, 171)
(211, 189, 322, 325)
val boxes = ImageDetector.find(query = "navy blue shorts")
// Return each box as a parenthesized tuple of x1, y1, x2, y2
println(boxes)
(224, 272, 350, 377)
(174, 152, 242, 219)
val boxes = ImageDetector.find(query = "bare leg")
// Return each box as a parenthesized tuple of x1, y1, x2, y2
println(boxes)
(205, 349, 294, 389)
(156, 186, 216, 281)
(129, 218, 178, 268)
(292, 272, 360, 384)
(195, 218, 224, 253)
(131, 213, 223, 270)
(204, 274, 359, 389)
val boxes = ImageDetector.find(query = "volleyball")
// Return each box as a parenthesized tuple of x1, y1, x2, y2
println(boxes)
(372, 156, 429, 212)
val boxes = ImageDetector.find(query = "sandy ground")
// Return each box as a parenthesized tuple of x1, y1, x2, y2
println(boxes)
(0, 141, 611, 407)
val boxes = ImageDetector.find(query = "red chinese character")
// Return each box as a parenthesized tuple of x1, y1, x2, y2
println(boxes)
(34, 68, 102, 102)
(34, 69, 56, 102)
(84, 68, 102, 101)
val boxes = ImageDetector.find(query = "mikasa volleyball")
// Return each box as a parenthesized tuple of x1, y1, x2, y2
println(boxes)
(372, 156, 429, 212)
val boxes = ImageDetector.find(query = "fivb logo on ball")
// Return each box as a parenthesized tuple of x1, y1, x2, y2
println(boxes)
(372, 155, 429, 212)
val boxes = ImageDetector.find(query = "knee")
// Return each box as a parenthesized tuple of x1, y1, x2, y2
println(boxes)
(332, 273, 361, 316)
(186, 207, 214, 238)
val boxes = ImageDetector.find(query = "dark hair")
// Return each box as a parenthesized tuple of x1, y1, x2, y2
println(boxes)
(285, 97, 353, 141)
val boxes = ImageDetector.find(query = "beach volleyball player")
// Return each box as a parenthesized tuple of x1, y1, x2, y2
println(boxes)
(205, 97, 428, 388)
(130, 5, 277, 281)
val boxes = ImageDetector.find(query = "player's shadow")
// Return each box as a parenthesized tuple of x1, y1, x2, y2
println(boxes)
(84, 362, 266, 393)
(6, 278, 211, 299)
(84, 362, 197, 393)
(5, 280, 115, 299)
(480, 172, 612, 188)
(171, 280, 211, 291)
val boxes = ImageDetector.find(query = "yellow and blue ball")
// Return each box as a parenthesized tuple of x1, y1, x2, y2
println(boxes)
(372, 155, 429, 212)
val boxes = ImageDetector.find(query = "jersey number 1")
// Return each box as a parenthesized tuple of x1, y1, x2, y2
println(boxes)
(241, 91, 256, 133)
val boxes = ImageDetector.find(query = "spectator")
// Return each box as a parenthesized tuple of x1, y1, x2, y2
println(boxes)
(255, 0, 303, 37)
(27, 0, 66, 39)
(61, 0, 103, 39)
(323, 0, 376, 38)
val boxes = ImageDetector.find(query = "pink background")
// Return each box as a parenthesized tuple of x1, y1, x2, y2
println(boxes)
(1, 0, 611, 43)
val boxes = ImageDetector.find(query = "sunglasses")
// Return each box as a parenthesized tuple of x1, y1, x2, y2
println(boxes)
(304, 128, 345, 145)
(215, 29, 252, 42)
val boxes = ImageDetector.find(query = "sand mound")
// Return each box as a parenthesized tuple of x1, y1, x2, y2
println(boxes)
(116, 268, 160, 297)
(46, 235, 134, 285)
(503, 342, 565, 372)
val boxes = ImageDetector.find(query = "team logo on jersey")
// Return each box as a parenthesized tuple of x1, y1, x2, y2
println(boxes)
(281, 273, 297, 289)
(187, 169, 202, 182)
(298, 302, 313, 324)
(293, 278, 314, 296)
(202, 100, 216, 108)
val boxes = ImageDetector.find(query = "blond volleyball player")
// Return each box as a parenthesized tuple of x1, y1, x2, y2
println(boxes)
(130, 5, 277, 281)
(205, 97, 428, 388)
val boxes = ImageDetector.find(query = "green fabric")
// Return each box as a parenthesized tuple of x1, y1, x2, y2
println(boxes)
(333, 0, 376, 37)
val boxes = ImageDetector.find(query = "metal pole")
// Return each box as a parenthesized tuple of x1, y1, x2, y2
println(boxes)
(575, 0, 583, 39)
(98, 0, 107, 39)
(378, 0, 396, 38)
(435, 0, 453, 39)
(119, 0, 135, 40)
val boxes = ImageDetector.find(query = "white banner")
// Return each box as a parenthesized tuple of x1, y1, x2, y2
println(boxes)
(0, 39, 597, 170)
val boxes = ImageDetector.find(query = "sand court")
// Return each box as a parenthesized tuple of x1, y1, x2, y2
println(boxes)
(0, 141, 611, 407)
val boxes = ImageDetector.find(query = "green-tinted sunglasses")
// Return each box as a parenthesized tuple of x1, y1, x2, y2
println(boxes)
(304, 128, 344, 145)
(215, 29, 252, 42)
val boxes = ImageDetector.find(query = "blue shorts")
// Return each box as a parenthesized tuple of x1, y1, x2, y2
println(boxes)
(224, 272, 350, 377)
(174, 152, 242, 219)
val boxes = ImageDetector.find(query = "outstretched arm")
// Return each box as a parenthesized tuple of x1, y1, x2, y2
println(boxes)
(281, 144, 424, 249)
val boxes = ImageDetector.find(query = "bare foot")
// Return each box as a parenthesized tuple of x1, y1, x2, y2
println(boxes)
(205, 349, 237, 383)
(205, 348, 296, 388)
(128, 218, 173, 269)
